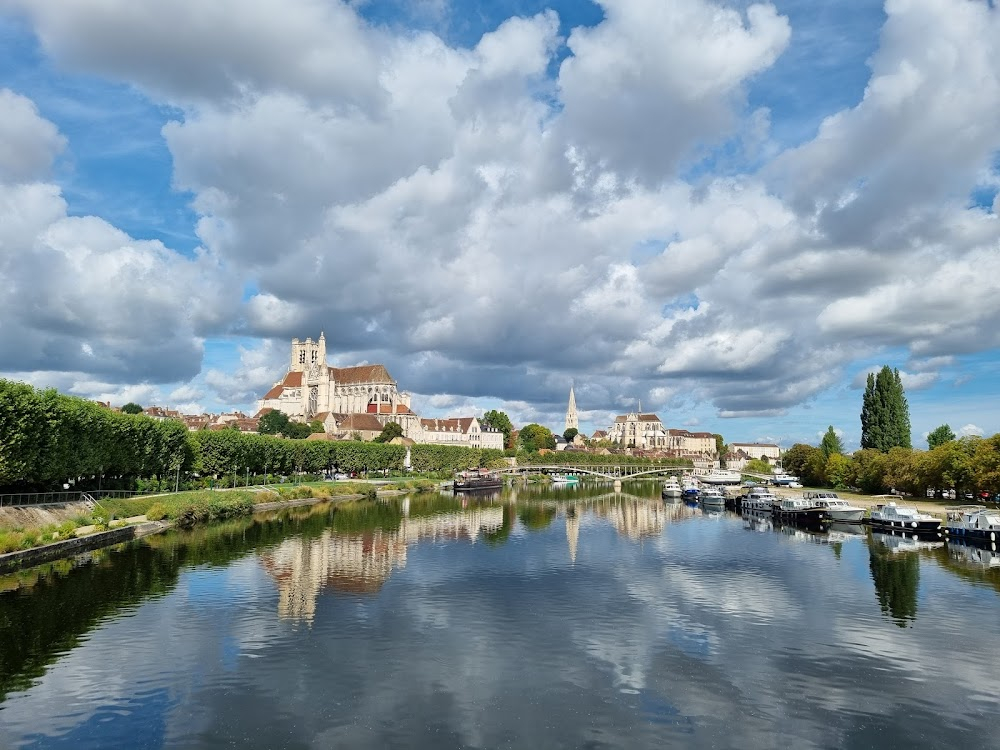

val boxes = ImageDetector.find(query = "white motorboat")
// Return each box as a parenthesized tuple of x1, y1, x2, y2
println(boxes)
(661, 476, 682, 499)
(697, 468, 743, 486)
(742, 488, 779, 513)
(771, 473, 801, 487)
(943, 506, 1000, 544)
(550, 473, 579, 484)
(699, 490, 726, 509)
(803, 491, 865, 523)
(868, 501, 941, 535)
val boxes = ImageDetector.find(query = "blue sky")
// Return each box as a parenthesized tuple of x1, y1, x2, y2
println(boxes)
(0, 0, 998, 449)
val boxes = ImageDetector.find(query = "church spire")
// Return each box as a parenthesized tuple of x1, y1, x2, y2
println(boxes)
(565, 385, 579, 432)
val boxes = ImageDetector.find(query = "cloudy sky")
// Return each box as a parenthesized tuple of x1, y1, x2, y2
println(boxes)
(1, 0, 998, 448)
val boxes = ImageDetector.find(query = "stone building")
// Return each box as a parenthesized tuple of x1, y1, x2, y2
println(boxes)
(607, 412, 670, 449)
(419, 417, 504, 450)
(256, 335, 503, 448)
(257, 333, 420, 438)
(664, 429, 717, 460)
(729, 442, 781, 463)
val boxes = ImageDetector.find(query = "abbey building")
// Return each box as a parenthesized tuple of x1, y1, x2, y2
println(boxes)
(256, 335, 503, 449)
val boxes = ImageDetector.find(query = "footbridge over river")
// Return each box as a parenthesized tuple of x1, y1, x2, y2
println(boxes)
(498, 466, 776, 482)
(499, 465, 689, 480)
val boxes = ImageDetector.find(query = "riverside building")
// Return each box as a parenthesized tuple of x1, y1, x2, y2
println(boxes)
(256, 334, 503, 448)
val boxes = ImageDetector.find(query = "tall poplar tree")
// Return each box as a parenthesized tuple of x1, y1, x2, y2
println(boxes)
(860, 366, 911, 451)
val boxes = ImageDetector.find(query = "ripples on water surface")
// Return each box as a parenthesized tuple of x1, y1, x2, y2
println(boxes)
(1, 483, 999, 749)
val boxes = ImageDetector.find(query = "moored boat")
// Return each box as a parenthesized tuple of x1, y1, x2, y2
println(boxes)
(772, 497, 827, 525)
(682, 476, 700, 498)
(742, 487, 779, 514)
(803, 491, 865, 523)
(661, 476, 682, 499)
(697, 468, 743, 486)
(550, 473, 580, 484)
(700, 490, 726, 509)
(868, 501, 941, 535)
(454, 469, 503, 492)
(943, 506, 1000, 544)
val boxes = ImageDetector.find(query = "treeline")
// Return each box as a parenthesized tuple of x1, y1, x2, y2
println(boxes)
(782, 435, 1000, 496)
(0, 381, 507, 492)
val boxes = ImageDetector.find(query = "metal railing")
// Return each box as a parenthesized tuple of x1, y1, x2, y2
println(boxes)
(0, 489, 144, 508)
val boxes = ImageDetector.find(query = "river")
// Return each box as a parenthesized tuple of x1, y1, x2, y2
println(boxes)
(1, 481, 998, 749)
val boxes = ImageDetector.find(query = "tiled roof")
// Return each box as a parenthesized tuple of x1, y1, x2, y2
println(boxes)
(254, 407, 274, 418)
(329, 364, 393, 384)
(283, 372, 303, 387)
(339, 413, 385, 432)
(262, 385, 283, 400)
(638, 414, 662, 422)
(592, 430, 608, 438)
(373, 403, 413, 414)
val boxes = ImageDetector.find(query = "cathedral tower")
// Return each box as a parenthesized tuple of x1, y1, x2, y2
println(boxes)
(565, 386, 579, 433)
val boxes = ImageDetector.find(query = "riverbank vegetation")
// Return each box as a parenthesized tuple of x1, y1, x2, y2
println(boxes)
(782, 433, 1000, 498)
(0, 380, 510, 493)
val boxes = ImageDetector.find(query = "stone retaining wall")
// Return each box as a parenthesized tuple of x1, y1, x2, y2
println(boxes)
(0, 521, 169, 574)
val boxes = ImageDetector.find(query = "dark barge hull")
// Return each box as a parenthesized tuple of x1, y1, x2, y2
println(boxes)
(944, 526, 999, 544)
(454, 479, 503, 492)
(772, 509, 827, 525)
(868, 519, 942, 534)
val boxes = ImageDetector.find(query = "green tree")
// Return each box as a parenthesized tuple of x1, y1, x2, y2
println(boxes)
(482, 410, 514, 449)
(285, 421, 312, 439)
(258, 410, 290, 435)
(820, 426, 844, 458)
(825, 453, 852, 489)
(563, 427, 579, 443)
(121, 402, 143, 415)
(850, 449, 889, 493)
(744, 458, 773, 475)
(309, 420, 325, 434)
(713, 434, 727, 465)
(375, 421, 404, 443)
(926, 424, 956, 450)
(861, 366, 911, 451)
(780, 443, 814, 478)
(519, 423, 556, 452)
(801, 447, 828, 487)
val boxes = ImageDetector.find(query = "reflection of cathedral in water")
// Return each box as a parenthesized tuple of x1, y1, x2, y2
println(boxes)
(260, 506, 504, 623)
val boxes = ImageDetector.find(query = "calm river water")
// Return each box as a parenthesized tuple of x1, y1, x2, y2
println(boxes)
(2, 482, 999, 749)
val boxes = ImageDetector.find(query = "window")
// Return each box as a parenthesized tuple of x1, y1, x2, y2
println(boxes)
(299, 351, 306, 364)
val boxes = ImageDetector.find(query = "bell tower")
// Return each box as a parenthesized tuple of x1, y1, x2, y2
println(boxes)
(565, 386, 579, 433)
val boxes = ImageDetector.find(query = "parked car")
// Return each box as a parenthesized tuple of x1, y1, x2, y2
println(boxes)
(788, 481, 803, 489)
(334, 473, 349, 480)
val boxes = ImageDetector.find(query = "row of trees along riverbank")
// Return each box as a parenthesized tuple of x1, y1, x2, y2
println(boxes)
(782, 435, 1000, 497)
(778, 366, 1000, 497)
(0, 381, 512, 492)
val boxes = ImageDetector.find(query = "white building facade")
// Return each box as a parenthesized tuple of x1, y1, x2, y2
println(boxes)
(257, 335, 503, 449)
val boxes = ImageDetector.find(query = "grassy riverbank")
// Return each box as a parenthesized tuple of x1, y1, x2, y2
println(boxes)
(0, 478, 441, 555)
